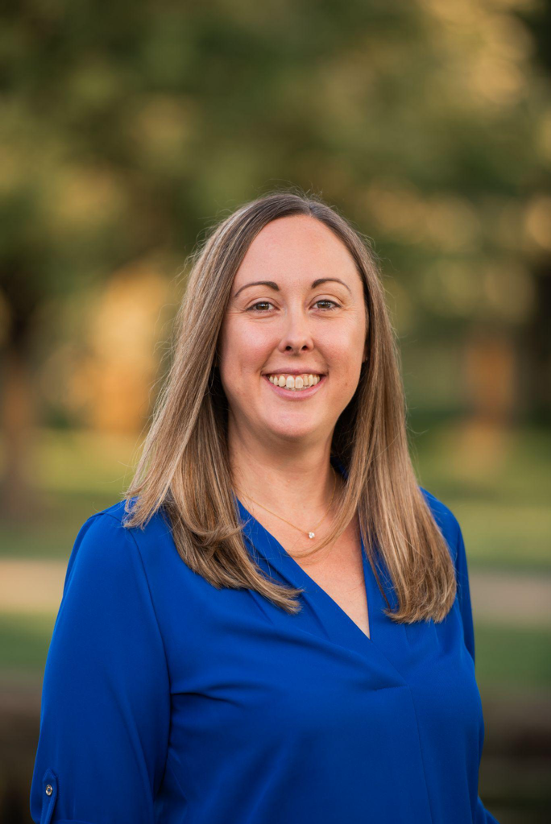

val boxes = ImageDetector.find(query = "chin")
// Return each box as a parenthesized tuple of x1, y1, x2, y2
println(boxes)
(261, 416, 324, 442)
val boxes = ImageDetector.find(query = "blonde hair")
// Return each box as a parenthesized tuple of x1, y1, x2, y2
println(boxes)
(123, 188, 457, 623)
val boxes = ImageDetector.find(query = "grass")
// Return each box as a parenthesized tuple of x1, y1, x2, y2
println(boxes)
(0, 611, 57, 673)
(474, 623, 551, 691)
(410, 420, 551, 572)
(1, 422, 550, 570)
(0, 422, 549, 690)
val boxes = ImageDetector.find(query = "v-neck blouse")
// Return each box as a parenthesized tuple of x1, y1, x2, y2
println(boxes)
(30, 459, 500, 824)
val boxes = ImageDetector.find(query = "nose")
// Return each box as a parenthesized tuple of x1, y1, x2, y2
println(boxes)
(277, 306, 315, 354)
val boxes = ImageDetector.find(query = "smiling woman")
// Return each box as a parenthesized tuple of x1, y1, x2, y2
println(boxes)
(30, 189, 500, 824)
(217, 215, 369, 487)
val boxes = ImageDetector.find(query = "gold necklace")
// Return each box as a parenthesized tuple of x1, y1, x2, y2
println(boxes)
(235, 466, 339, 540)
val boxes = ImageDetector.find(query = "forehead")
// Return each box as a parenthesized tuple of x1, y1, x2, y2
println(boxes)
(234, 215, 358, 284)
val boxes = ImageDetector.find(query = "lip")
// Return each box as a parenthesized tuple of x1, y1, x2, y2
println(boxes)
(263, 373, 327, 400)
(262, 370, 326, 376)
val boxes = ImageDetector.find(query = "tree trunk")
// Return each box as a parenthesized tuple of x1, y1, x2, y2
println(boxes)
(0, 341, 43, 522)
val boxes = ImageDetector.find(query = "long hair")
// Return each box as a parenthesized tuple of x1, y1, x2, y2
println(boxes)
(123, 188, 457, 623)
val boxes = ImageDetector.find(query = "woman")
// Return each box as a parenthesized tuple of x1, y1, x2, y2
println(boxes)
(30, 190, 500, 823)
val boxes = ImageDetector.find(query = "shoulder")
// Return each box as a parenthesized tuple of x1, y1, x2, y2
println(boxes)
(79, 497, 173, 544)
(65, 498, 174, 589)
(419, 485, 462, 563)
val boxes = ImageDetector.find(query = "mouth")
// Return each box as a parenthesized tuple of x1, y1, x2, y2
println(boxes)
(261, 370, 327, 380)
(262, 373, 327, 400)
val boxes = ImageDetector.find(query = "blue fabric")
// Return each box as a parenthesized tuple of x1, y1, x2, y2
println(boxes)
(30, 457, 500, 823)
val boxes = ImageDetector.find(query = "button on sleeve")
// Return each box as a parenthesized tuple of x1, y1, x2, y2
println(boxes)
(29, 512, 171, 824)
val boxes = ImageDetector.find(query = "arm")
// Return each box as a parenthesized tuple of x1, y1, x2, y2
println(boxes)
(29, 512, 171, 824)
(455, 521, 501, 824)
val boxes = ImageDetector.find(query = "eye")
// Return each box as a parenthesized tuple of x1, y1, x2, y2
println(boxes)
(314, 300, 341, 311)
(246, 300, 341, 313)
(246, 301, 275, 312)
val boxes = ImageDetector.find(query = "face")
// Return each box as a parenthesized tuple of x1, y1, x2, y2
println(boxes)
(218, 215, 368, 449)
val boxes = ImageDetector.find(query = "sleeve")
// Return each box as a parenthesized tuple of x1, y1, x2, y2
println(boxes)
(454, 521, 501, 824)
(29, 512, 171, 824)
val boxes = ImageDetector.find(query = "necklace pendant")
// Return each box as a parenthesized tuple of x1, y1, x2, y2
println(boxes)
(308, 531, 315, 539)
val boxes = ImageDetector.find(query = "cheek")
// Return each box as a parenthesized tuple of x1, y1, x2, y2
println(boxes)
(324, 331, 363, 370)
(217, 323, 267, 399)
(220, 315, 272, 362)
(239, 321, 275, 354)
(324, 337, 364, 393)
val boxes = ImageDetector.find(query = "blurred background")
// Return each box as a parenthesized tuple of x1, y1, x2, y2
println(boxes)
(0, 0, 550, 821)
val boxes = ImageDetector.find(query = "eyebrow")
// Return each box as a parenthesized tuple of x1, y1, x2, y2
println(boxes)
(232, 278, 352, 299)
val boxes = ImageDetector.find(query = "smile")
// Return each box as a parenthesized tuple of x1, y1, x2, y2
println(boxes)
(262, 373, 327, 399)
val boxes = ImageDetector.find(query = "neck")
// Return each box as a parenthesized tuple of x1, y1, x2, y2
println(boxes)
(229, 439, 343, 525)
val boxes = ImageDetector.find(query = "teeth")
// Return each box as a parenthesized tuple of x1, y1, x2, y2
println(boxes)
(267, 374, 322, 390)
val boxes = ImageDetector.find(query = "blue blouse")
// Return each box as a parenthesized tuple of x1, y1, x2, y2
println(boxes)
(30, 458, 500, 823)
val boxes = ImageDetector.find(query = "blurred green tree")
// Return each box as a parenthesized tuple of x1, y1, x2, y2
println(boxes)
(0, 0, 549, 517)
